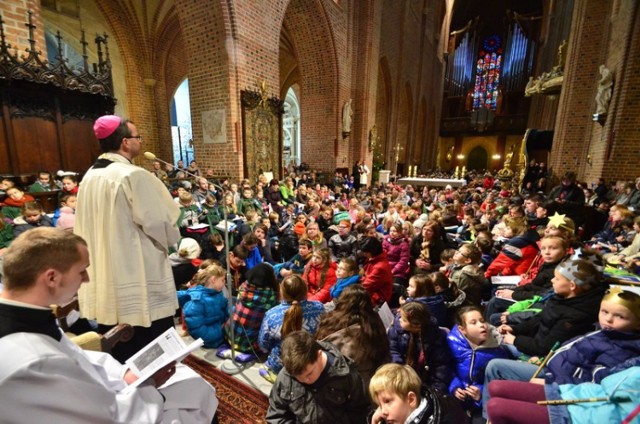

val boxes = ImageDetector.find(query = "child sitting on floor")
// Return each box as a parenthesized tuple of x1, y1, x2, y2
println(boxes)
(369, 363, 465, 424)
(177, 263, 229, 348)
(220, 263, 278, 362)
(53, 193, 77, 230)
(497, 248, 606, 359)
(12, 201, 53, 237)
(303, 247, 337, 304)
(485, 235, 570, 325)
(326, 257, 360, 310)
(258, 275, 324, 383)
(1, 186, 35, 220)
(447, 244, 489, 307)
(400, 273, 448, 328)
(177, 191, 201, 237)
(57, 173, 79, 206)
(431, 271, 466, 327)
(387, 302, 452, 393)
(447, 306, 508, 418)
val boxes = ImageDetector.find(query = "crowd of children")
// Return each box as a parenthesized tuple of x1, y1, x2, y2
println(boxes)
(2, 164, 640, 423)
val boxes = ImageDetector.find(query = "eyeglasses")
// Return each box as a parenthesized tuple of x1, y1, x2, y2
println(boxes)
(127, 135, 143, 141)
(456, 249, 469, 258)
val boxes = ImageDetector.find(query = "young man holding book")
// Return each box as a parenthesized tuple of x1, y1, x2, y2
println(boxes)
(0, 228, 217, 423)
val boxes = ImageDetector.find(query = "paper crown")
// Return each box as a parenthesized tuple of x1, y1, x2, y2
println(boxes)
(602, 287, 640, 319)
(93, 115, 122, 139)
(548, 212, 575, 234)
(557, 248, 604, 287)
(570, 247, 605, 272)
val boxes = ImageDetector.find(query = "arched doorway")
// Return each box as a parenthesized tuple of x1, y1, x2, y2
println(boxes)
(467, 146, 488, 171)
(283, 86, 301, 168)
(170, 79, 194, 166)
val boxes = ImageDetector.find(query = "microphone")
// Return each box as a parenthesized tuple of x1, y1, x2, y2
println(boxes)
(144, 151, 202, 181)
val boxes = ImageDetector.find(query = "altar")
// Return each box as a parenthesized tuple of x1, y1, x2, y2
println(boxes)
(397, 177, 467, 188)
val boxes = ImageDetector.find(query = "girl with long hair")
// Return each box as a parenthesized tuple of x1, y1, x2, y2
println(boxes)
(258, 275, 324, 382)
(387, 302, 452, 393)
(315, 285, 390, 386)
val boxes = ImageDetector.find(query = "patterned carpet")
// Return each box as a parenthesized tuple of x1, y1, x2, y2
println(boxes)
(183, 355, 269, 423)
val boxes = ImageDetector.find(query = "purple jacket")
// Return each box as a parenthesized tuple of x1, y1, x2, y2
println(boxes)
(382, 235, 410, 279)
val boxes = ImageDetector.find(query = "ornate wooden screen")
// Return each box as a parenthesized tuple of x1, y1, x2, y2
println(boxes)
(240, 88, 284, 182)
(0, 12, 115, 175)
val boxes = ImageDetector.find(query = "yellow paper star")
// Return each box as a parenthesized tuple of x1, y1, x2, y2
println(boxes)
(548, 212, 567, 228)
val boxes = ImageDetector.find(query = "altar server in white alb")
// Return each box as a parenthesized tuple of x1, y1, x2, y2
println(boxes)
(0, 228, 217, 423)
(75, 114, 181, 362)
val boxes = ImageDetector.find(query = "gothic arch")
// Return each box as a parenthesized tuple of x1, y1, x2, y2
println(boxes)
(279, 23, 300, 99)
(281, 0, 338, 169)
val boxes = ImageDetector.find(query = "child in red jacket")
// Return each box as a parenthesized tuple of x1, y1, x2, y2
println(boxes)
(303, 247, 337, 303)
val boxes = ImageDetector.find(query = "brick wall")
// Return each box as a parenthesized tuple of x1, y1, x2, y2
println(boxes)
(0, 1, 45, 55)
(549, 0, 609, 183)
(551, 0, 640, 185)
(599, 0, 640, 183)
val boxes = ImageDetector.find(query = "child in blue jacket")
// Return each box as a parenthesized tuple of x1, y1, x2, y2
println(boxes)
(447, 306, 508, 416)
(400, 273, 448, 327)
(177, 262, 229, 348)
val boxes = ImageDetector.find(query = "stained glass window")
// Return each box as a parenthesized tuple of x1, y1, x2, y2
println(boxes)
(473, 35, 502, 110)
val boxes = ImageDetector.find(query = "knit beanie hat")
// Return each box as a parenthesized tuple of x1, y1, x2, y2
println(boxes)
(294, 222, 307, 236)
(177, 238, 202, 260)
(333, 210, 350, 225)
(413, 213, 429, 230)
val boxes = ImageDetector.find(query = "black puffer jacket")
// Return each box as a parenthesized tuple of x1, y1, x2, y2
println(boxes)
(512, 283, 606, 357)
(266, 341, 370, 424)
(368, 387, 466, 424)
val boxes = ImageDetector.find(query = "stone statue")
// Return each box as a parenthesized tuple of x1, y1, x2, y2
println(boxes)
(524, 76, 534, 97)
(342, 99, 353, 133)
(595, 65, 613, 115)
(556, 40, 567, 70)
(525, 75, 543, 96)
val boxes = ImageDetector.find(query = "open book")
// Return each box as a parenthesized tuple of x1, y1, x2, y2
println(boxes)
(121, 327, 203, 394)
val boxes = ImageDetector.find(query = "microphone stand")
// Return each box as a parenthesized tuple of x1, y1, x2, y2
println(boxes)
(143, 152, 248, 374)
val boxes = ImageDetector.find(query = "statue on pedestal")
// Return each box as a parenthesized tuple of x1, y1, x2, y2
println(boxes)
(595, 65, 613, 116)
(342, 99, 353, 137)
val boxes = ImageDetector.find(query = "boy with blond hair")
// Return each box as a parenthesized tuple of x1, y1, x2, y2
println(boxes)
(369, 363, 465, 424)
